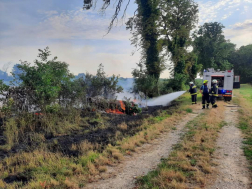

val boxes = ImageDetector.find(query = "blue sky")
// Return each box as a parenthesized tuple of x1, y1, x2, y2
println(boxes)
(0, 0, 251, 78)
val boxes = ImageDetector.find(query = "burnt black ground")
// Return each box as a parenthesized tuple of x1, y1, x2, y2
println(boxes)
(0, 101, 181, 185)
(0, 101, 179, 161)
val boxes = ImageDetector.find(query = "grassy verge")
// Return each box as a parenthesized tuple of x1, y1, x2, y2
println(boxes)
(233, 84, 252, 170)
(136, 101, 226, 189)
(0, 92, 196, 188)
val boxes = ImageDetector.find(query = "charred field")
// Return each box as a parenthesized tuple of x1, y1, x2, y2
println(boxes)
(0, 96, 188, 188)
(0, 101, 179, 160)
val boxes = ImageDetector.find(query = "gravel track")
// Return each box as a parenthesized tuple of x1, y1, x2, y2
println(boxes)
(207, 104, 251, 189)
(85, 110, 201, 189)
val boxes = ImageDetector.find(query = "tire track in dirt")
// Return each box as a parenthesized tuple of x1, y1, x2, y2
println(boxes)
(85, 109, 202, 189)
(207, 104, 251, 189)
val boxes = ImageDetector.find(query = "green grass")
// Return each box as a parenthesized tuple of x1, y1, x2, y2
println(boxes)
(239, 84, 252, 97)
(79, 151, 100, 166)
(185, 108, 193, 113)
(239, 120, 249, 130)
(234, 84, 252, 167)
(219, 121, 227, 128)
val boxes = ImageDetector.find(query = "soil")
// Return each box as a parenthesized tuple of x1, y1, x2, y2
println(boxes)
(207, 104, 252, 189)
(85, 108, 202, 189)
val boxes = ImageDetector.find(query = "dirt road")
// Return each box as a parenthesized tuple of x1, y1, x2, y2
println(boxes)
(85, 110, 201, 189)
(85, 103, 251, 189)
(208, 104, 251, 189)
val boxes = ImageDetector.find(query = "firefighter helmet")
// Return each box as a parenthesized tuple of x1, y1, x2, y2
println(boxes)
(189, 82, 193, 85)
(212, 79, 217, 83)
(203, 80, 208, 84)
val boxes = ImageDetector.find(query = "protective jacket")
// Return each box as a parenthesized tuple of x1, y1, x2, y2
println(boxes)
(210, 84, 218, 96)
(200, 85, 209, 94)
(189, 84, 197, 95)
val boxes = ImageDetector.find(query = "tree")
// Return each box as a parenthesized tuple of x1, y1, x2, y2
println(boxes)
(15, 47, 74, 110)
(127, 0, 162, 81)
(157, 0, 199, 91)
(159, 0, 198, 63)
(126, 0, 167, 97)
(193, 22, 236, 72)
(228, 44, 252, 83)
(184, 52, 202, 81)
(131, 62, 158, 98)
(85, 63, 123, 98)
(159, 0, 198, 89)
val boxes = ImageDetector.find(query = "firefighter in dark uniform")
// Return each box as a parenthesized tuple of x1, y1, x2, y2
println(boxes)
(189, 82, 197, 104)
(210, 79, 218, 108)
(200, 80, 210, 109)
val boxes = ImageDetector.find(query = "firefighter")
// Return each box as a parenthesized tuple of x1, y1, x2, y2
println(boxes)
(210, 79, 218, 108)
(189, 82, 197, 104)
(200, 80, 210, 109)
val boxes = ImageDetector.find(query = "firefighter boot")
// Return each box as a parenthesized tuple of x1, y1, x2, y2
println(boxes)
(207, 104, 209, 109)
(202, 105, 205, 109)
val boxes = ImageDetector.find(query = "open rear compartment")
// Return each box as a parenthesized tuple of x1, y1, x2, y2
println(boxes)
(211, 75, 224, 97)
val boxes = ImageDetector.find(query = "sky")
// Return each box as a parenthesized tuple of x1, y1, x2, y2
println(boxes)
(0, 0, 251, 78)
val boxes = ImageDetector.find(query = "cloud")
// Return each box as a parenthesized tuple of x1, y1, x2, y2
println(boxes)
(0, 2, 142, 77)
(198, 0, 232, 23)
(232, 19, 252, 28)
(37, 10, 58, 17)
(0, 6, 132, 47)
(224, 19, 252, 47)
(198, 0, 245, 23)
(221, 11, 234, 20)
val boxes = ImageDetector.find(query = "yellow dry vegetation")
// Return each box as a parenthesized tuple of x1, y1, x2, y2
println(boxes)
(117, 122, 128, 130)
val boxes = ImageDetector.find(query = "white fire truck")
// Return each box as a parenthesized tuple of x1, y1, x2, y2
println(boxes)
(203, 68, 240, 101)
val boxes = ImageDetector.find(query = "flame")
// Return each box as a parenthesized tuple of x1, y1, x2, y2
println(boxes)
(119, 100, 126, 111)
(106, 100, 125, 114)
(106, 109, 124, 114)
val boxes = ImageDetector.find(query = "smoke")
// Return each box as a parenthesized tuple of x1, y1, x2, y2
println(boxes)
(117, 78, 134, 91)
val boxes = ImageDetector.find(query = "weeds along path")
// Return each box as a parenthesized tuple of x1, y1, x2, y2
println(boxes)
(85, 109, 202, 189)
(207, 104, 251, 189)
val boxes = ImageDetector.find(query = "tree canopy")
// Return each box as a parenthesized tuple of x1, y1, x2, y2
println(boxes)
(126, 0, 200, 95)
(192, 22, 236, 72)
(16, 47, 74, 109)
(229, 44, 252, 83)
